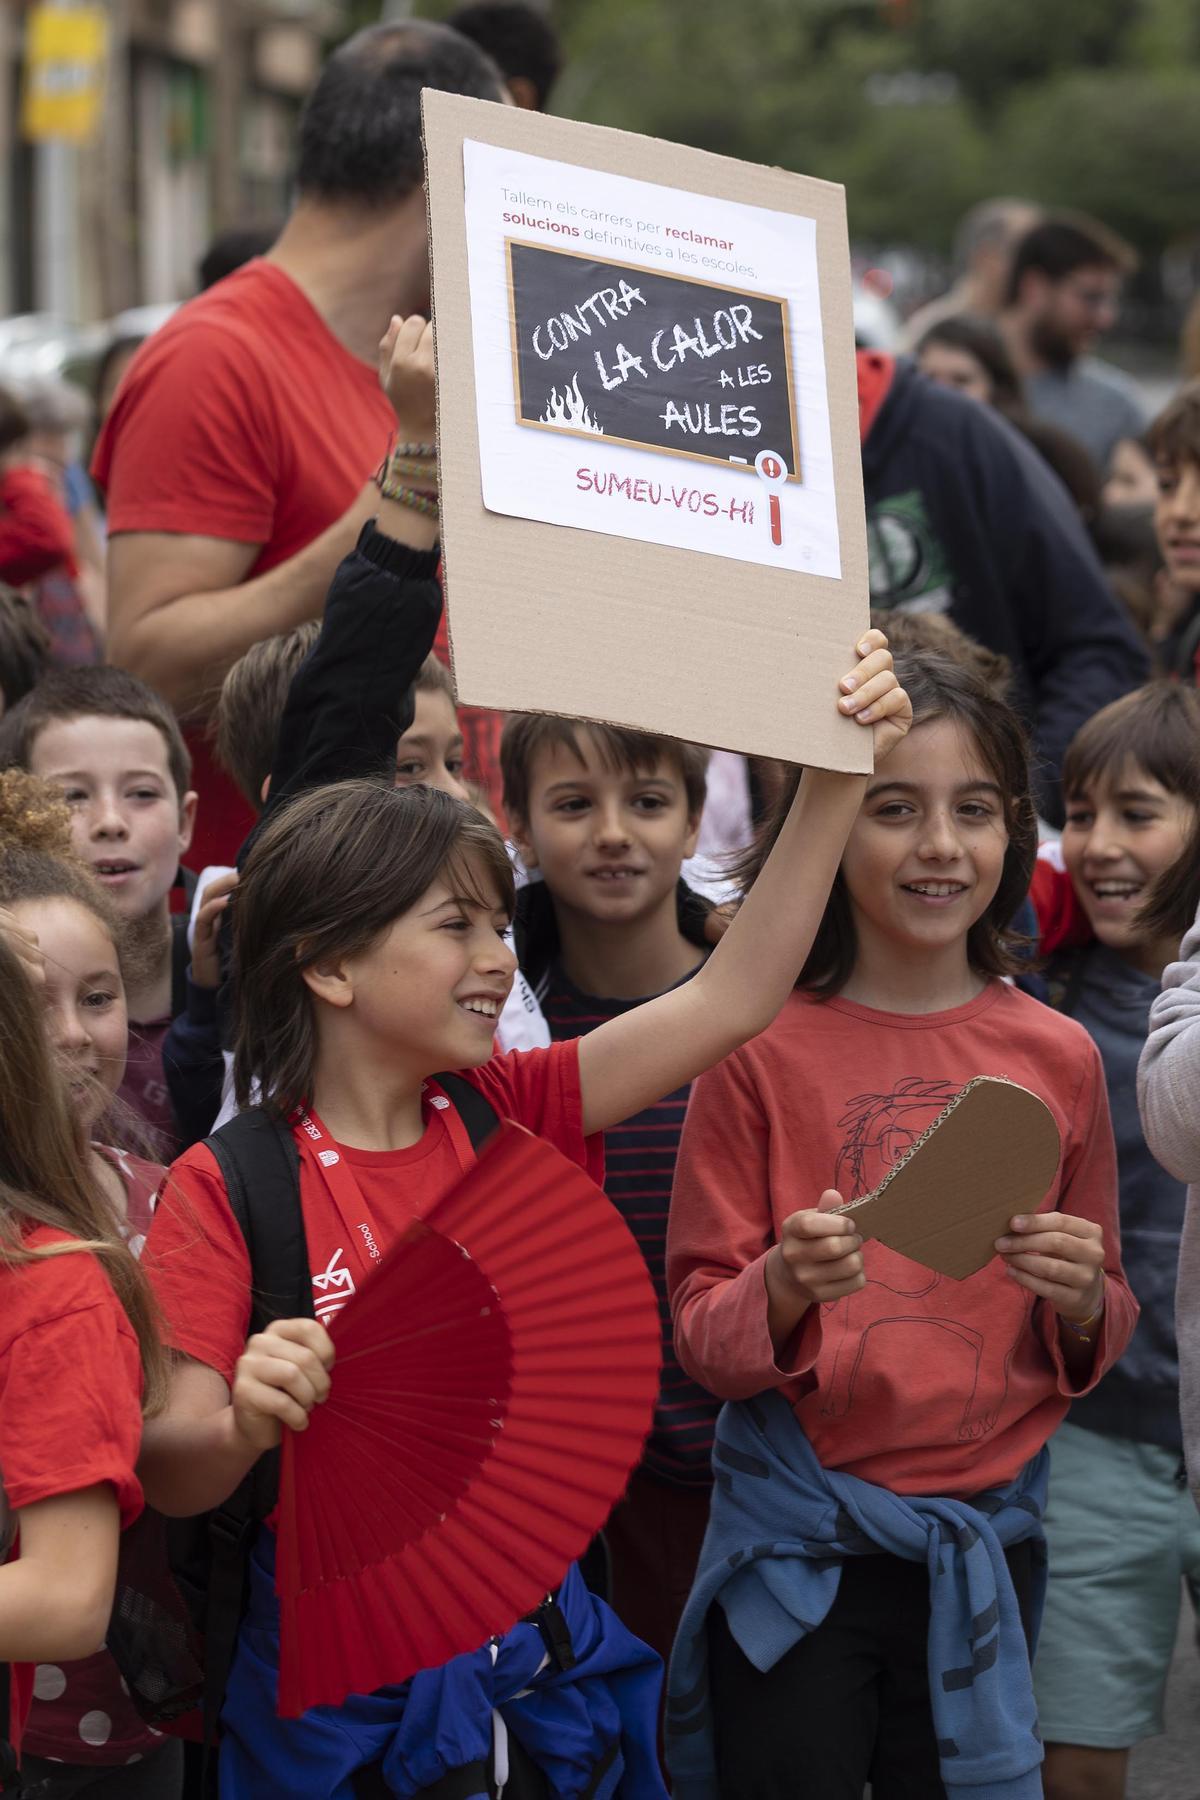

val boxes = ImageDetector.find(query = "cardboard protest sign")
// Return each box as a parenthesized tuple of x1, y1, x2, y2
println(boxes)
(835, 1078, 1062, 1282)
(424, 91, 871, 770)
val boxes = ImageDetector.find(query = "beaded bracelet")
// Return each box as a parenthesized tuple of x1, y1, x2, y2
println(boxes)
(1060, 1274, 1106, 1345)
(387, 459, 438, 485)
(375, 448, 439, 516)
(377, 479, 440, 518)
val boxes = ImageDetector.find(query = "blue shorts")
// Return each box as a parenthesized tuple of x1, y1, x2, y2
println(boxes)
(1033, 1421, 1200, 1749)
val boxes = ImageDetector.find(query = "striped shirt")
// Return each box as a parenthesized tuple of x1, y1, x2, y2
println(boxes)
(544, 962, 721, 1487)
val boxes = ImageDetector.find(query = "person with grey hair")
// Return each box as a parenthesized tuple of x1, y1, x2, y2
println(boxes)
(92, 20, 506, 871)
(899, 197, 1041, 351)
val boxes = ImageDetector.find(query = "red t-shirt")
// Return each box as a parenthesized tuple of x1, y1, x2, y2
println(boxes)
(0, 1228, 144, 1757)
(20, 1149, 165, 1767)
(0, 466, 78, 586)
(1030, 842, 1091, 954)
(146, 1043, 602, 1392)
(92, 259, 396, 870)
(668, 982, 1138, 1499)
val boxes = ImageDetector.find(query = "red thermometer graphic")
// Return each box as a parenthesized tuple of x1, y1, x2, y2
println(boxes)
(754, 449, 788, 547)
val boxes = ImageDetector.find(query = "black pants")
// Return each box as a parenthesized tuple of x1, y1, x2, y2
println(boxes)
(14, 1739, 183, 1799)
(707, 1543, 1035, 1800)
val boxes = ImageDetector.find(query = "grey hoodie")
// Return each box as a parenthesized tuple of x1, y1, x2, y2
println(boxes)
(1137, 906, 1200, 1501)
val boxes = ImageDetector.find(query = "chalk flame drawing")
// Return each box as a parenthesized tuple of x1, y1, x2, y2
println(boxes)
(539, 374, 603, 434)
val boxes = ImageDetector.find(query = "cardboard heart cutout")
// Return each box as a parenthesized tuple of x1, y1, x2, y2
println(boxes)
(834, 1077, 1062, 1281)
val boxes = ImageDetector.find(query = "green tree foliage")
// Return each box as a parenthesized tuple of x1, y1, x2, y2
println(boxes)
(487, 0, 1200, 260)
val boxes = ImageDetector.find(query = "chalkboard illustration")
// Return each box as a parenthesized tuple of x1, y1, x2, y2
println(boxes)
(506, 240, 801, 479)
(539, 373, 603, 435)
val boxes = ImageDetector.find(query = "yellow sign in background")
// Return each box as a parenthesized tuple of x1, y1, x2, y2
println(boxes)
(22, 5, 108, 143)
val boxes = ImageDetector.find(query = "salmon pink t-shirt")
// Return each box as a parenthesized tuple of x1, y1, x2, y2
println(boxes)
(668, 981, 1137, 1499)
(146, 1043, 603, 1391)
(0, 1229, 144, 1757)
(92, 259, 397, 871)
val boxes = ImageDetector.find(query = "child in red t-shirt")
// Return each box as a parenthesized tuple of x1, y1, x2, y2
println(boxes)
(0, 917, 162, 1779)
(665, 648, 1138, 1799)
(0, 771, 180, 1792)
(139, 635, 910, 1795)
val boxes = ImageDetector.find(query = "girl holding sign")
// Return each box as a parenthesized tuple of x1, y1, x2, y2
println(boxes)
(666, 649, 1137, 1800)
(135, 308, 914, 1800)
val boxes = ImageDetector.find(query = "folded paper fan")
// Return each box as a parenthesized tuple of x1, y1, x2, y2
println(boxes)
(834, 1076, 1062, 1280)
(275, 1121, 661, 1716)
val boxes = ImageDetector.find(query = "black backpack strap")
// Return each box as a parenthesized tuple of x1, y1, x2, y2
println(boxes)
(197, 1109, 310, 1782)
(432, 1073, 500, 1153)
(170, 910, 191, 1019)
(0, 1664, 15, 1793)
(205, 1109, 312, 1330)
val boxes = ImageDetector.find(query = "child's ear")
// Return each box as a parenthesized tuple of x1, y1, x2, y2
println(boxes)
(510, 815, 538, 870)
(682, 810, 703, 862)
(178, 791, 199, 858)
(300, 954, 356, 1011)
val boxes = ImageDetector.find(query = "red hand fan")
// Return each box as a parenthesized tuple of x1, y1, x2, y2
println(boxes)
(275, 1121, 661, 1716)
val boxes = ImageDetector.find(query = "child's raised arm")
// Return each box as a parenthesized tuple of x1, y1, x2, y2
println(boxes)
(577, 633, 911, 1136)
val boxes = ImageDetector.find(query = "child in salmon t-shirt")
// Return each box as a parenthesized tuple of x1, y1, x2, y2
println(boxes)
(139, 630, 910, 1797)
(666, 649, 1137, 1800)
(0, 916, 162, 1779)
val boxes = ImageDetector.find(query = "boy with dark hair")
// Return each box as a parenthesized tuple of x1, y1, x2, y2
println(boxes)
(501, 713, 722, 1671)
(1001, 212, 1144, 469)
(448, 1, 563, 110)
(0, 665, 197, 1147)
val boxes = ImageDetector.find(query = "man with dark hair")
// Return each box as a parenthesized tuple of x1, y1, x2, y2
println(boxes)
(448, 1, 562, 111)
(1001, 213, 1145, 471)
(899, 197, 1040, 350)
(91, 23, 505, 868)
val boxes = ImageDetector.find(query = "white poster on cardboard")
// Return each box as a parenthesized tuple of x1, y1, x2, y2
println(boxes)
(462, 139, 842, 580)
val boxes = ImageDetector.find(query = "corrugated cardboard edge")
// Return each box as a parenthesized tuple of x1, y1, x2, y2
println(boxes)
(834, 1065, 1072, 1281)
(423, 90, 872, 773)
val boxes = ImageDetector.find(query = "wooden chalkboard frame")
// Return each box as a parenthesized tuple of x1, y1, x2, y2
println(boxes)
(504, 238, 803, 482)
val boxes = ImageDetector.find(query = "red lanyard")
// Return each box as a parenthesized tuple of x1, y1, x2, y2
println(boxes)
(292, 1080, 479, 1294)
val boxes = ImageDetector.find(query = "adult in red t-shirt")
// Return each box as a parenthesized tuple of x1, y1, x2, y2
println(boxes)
(92, 22, 506, 869)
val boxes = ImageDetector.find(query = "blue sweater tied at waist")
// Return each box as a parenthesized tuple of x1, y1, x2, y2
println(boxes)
(220, 1532, 667, 1799)
(666, 1391, 1048, 1800)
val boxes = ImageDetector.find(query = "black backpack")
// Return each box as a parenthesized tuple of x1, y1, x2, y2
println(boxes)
(106, 1079, 499, 1771)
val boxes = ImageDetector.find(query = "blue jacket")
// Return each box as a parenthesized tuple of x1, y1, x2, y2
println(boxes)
(219, 1533, 667, 1799)
(863, 358, 1147, 822)
(1051, 943, 1187, 1450)
(666, 1392, 1047, 1800)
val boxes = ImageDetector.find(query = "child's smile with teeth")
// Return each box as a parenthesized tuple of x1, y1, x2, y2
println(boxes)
(459, 996, 500, 1018)
(902, 879, 967, 900)
(1062, 762, 1197, 971)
